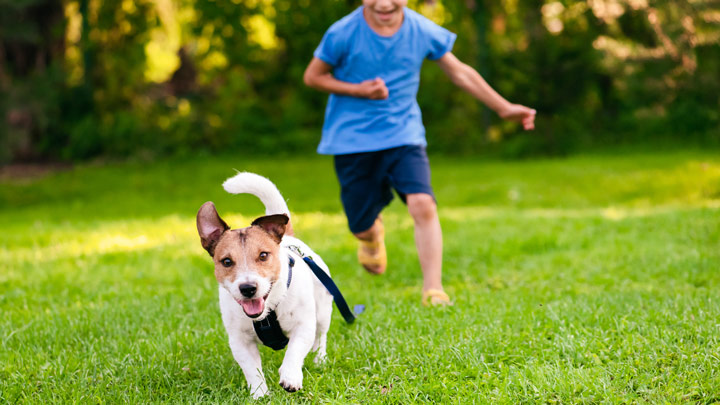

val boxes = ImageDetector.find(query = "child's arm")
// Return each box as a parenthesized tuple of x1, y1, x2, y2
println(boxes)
(435, 52, 536, 130)
(303, 57, 389, 100)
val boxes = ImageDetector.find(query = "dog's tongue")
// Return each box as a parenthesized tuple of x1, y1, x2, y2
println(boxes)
(240, 297, 265, 317)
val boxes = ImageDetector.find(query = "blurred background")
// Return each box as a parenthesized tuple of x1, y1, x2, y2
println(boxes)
(1, 0, 718, 164)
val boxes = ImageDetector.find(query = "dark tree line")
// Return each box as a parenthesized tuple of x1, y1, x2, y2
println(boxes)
(1, 0, 718, 163)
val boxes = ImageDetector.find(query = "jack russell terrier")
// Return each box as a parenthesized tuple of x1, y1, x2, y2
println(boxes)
(196, 172, 333, 398)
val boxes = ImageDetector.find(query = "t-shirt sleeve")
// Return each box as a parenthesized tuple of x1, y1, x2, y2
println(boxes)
(313, 25, 346, 67)
(424, 22, 457, 60)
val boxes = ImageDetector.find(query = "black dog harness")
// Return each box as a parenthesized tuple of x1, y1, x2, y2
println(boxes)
(252, 256, 294, 350)
(252, 247, 362, 351)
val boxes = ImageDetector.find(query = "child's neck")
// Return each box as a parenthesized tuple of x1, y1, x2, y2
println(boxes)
(363, 7, 404, 37)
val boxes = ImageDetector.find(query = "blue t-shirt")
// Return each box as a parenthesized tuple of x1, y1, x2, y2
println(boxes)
(313, 6, 456, 155)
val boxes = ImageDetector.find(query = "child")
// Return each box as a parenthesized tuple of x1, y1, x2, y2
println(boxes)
(303, 0, 535, 306)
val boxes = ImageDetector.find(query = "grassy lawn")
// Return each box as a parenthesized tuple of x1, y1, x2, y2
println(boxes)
(1, 150, 719, 403)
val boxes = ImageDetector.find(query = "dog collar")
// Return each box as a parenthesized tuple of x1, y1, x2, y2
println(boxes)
(253, 256, 294, 350)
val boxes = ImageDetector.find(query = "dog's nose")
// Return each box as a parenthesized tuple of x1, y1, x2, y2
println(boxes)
(239, 283, 257, 298)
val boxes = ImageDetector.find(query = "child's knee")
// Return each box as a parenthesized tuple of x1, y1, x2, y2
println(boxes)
(407, 193, 437, 222)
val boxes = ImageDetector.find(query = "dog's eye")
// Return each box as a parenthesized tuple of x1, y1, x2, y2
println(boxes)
(221, 258, 233, 267)
(258, 252, 269, 261)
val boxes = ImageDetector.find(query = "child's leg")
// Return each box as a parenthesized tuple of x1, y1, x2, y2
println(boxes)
(353, 216, 386, 274)
(333, 151, 394, 274)
(353, 220, 381, 241)
(388, 146, 451, 305)
(406, 193, 443, 292)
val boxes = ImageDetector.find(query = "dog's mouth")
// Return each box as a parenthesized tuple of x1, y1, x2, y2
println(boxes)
(237, 294, 269, 318)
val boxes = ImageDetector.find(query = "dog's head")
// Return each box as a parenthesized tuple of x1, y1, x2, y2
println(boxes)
(196, 201, 288, 319)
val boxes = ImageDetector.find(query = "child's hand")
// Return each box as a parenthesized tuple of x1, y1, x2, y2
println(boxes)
(356, 78, 389, 100)
(499, 104, 536, 130)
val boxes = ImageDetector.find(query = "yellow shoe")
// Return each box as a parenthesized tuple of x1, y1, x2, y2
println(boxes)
(422, 289, 453, 306)
(357, 219, 386, 275)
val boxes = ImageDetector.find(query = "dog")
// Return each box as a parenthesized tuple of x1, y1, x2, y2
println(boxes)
(196, 172, 333, 398)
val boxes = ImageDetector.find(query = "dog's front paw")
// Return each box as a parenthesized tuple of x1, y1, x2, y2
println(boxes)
(278, 366, 303, 393)
(249, 382, 269, 399)
(251, 390, 268, 400)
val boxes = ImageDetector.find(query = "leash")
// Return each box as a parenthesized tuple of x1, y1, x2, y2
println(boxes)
(288, 245, 364, 324)
(302, 257, 357, 324)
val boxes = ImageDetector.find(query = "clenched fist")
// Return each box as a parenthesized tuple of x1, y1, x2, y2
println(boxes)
(498, 104, 536, 131)
(356, 77, 389, 100)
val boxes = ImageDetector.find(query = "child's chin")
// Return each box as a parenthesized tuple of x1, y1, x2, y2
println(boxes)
(374, 13, 399, 24)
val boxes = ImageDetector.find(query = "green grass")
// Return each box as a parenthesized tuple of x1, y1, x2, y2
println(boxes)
(1, 150, 719, 403)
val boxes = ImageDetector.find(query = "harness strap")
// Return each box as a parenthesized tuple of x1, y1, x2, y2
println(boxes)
(252, 311, 288, 350)
(252, 257, 294, 350)
(286, 256, 294, 288)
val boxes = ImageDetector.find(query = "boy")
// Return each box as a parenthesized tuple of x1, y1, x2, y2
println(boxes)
(303, 0, 535, 306)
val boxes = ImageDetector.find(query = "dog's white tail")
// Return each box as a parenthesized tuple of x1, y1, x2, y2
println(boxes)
(222, 172, 290, 217)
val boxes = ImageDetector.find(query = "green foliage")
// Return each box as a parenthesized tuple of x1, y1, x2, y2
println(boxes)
(1, 151, 719, 401)
(65, 111, 151, 159)
(0, 0, 718, 163)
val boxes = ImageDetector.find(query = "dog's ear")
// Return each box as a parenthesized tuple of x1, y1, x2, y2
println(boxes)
(197, 201, 230, 257)
(251, 214, 289, 243)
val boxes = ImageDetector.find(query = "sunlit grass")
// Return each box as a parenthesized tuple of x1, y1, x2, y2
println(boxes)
(1, 150, 719, 402)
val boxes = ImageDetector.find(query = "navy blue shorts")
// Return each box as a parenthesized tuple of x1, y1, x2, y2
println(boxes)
(333, 145, 435, 233)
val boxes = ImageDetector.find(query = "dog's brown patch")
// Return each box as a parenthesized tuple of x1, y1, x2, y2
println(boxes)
(212, 226, 284, 285)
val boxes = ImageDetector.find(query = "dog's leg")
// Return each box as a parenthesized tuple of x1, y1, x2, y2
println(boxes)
(312, 301, 332, 365)
(278, 320, 315, 392)
(312, 331, 328, 365)
(228, 335, 268, 399)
